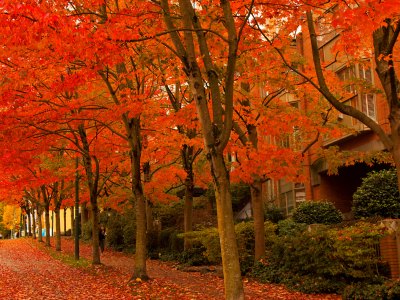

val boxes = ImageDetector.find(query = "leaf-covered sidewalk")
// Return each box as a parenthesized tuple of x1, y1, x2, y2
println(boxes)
(0, 239, 134, 299)
(28, 236, 342, 300)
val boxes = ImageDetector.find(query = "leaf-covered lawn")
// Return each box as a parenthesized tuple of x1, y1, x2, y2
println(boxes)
(21, 237, 342, 299)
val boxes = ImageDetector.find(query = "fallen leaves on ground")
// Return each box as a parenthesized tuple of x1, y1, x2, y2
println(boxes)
(20, 237, 343, 299)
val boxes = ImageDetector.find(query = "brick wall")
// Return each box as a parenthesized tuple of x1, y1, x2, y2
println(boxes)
(380, 233, 400, 279)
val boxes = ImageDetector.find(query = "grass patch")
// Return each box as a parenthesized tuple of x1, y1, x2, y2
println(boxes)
(30, 238, 92, 268)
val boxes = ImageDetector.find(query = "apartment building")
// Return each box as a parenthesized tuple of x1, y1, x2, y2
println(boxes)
(264, 12, 393, 219)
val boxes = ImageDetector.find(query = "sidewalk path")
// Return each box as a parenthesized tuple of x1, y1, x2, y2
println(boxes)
(0, 239, 133, 299)
(43, 237, 342, 300)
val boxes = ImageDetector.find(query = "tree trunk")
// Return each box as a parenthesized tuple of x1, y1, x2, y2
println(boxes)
(32, 208, 36, 239)
(389, 111, 400, 191)
(209, 153, 244, 300)
(37, 207, 43, 243)
(64, 208, 67, 235)
(23, 214, 26, 236)
(45, 207, 50, 246)
(184, 184, 194, 250)
(70, 206, 74, 237)
(55, 208, 61, 251)
(27, 210, 32, 236)
(81, 203, 87, 232)
(146, 200, 153, 231)
(250, 176, 266, 259)
(91, 200, 101, 265)
(134, 191, 148, 280)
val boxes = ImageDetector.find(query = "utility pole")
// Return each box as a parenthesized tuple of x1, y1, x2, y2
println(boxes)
(75, 157, 80, 260)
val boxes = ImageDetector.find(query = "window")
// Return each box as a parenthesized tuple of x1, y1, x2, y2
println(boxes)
(359, 65, 372, 83)
(361, 94, 376, 119)
(337, 67, 356, 94)
(290, 101, 300, 109)
(337, 64, 376, 121)
(280, 191, 294, 215)
(315, 7, 339, 47)
(279, 179, 294, 215)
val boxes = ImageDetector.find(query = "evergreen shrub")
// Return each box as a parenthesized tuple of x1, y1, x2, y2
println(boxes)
(250, 222, 391, 295)
(82, 219, 92, 242)
(292, 200, 343, 225)
(352, 169, 400, 219)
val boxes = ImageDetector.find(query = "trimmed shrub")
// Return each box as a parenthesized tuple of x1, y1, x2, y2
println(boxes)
(277, 219, 307, 237)
(352, 169, 400, 219)
(179, 221, 278, 264)
(292, 200, 343, 225)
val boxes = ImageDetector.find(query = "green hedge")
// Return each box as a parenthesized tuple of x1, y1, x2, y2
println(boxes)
(353, 169, 400, 219)
(342, 280, 400, 300)
(292, 200, 343, 225)
(250, 222, 391, 295)
(178, 221, 278, 264)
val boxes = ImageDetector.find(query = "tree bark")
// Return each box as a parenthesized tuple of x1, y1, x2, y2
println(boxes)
(91, 200, 100, 264)
(146, 200, 153, 231)
(37, 206, 43, 243)
(160, 0, 245, 296)
(70, 206, 74, 237)
(389, 113, 400, 189)
(250, 176, 266, 259)
(78, 124, 101, 265)
(210, 154, 244, 300)
(64, 208, 67, 235)
(55, 208, 61, 251)
(32, 207, 36, 239)
(184, 183, 194, 250)
(134, 191, 148, 280)
(22, 214, 25, 236)
(45, 207, 50, 246)
(27, 210, 32, 236)
(81, 203, 87, 232)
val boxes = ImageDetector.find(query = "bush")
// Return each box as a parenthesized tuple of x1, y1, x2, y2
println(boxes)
(64, 229, 71, 236)
(147, 230, 159, 250)
(177, 247, 209, 266)
(277, 219, 306, 237)
(170, 231, 184, 252)
(123, 218, 136, 250)
(292, 200, 343, 225)
(352, 169, 400, 219)
(179, 221, 278, 264)
(342, 280, 400, 300)
(106, 213, 124, 251)
(250, 222, 391, 295)
(82, 219, 92, 242)
(264, 201, 286, 224)
(179, 227, 221, 263)
(158, 230, 174, 249)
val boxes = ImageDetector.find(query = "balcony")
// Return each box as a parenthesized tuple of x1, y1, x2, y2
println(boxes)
(323, 114, 371, 147)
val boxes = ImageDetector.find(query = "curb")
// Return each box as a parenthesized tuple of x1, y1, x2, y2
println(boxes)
(20, 237, 34, 248)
